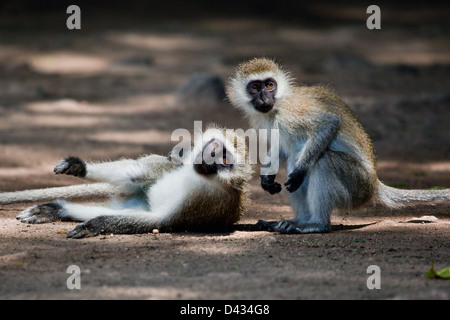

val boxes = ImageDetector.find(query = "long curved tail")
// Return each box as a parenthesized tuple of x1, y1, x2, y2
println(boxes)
(375, 180, 450, 208)
(0, 183, 115, 205)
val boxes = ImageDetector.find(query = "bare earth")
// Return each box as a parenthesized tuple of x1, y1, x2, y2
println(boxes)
(0, 3, 449, 299)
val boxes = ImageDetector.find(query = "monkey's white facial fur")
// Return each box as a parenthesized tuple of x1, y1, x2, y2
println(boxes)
(188, 126, 249, 183)
(227, 59, 294, 117)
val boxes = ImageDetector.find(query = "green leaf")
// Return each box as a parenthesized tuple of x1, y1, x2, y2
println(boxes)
(425, 267, 437, 279)
(428, 186, 446, 190)
(426, 263, 450, 279)
(436, 267, 450, 279)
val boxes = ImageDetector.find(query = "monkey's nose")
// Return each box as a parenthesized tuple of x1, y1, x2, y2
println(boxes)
(260, 90, 275, 106)
(260, 90, 269, 103)
(254, 93, 274, 113)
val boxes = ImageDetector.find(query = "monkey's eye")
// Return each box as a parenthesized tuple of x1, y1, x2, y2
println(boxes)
(222, 149, 233, 166)
(265, 81, 274, 89)
(251, 83, 261, 90)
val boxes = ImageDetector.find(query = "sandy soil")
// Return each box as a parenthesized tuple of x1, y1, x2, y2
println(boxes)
(0, 2, 449, 300)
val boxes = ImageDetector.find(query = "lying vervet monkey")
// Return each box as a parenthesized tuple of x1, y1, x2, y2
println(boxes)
(6, 125, 252, 238)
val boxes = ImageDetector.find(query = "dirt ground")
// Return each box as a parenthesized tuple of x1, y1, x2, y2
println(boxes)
(0, 2, 449, 300)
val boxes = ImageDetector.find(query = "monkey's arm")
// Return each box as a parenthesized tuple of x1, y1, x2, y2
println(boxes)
(284, 112, 340, 192)
(55, 155, 175, 189)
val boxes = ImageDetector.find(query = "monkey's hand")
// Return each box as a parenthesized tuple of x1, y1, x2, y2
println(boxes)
(284, 167, 308, 193)
(261, 174, 282, 194)
(54, 156, 87, 177)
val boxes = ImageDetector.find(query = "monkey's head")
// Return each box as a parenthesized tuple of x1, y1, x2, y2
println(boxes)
(191, 125, 252, 186)
(227, 57, 294, 116)
(193, 137, 233, 175)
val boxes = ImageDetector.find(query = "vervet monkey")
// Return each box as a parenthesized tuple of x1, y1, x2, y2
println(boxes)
(227, 57, 450, 234)
(13, 125, 252, 238)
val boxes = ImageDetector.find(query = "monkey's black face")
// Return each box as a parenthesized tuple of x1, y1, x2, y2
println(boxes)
(194, 138, 234, 176)
(247, 78, 277, 113)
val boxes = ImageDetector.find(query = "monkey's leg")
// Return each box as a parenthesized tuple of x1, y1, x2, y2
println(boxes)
(255, 161, 310, 232)
(66, 213, 165, 239)
(287, 175, 311, 223)
(276, 164, 337, 233)
(17, 200, 149, 224)
(275, 174, 326, 233)
(284, 113, 341, 193)
(276, 151, 371, 234)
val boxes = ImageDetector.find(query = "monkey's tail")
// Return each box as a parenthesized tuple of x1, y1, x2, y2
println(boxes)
(374, 181, 450, 209)
(0, 183, 115, 205)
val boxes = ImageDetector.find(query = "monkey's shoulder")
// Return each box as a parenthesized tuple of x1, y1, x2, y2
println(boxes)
(140, 154, 177, 172)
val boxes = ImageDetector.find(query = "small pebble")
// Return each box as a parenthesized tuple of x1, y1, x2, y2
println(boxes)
(152, 229, 159, 234)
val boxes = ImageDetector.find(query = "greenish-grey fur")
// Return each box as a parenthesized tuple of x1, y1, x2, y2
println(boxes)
(228, 57, 450, 233)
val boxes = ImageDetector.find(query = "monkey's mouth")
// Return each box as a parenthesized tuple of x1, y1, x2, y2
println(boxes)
(252, 98, 274, 113)
(254, 103, 274, 113)
(193, 161, 219, 175)
(193, 138, 234, 176)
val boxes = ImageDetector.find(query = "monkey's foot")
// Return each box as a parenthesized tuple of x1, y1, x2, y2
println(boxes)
(253, 220, 279, 231)
(16, 202, 64, 224)
(275, 220, 330, 234)
(54, 156, 86, 177)
(67, 216, 151, 238)
(67, 220, 103, 239)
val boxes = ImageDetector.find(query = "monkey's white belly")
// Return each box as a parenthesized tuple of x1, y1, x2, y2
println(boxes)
(146, 166, 200, 215)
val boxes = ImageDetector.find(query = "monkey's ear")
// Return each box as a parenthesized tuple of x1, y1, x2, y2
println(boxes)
(168, 148, 184, 164)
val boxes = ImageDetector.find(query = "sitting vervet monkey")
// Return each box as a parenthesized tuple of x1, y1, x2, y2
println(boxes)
(12, 125, 252, 238)
(227, 57, 450, 234)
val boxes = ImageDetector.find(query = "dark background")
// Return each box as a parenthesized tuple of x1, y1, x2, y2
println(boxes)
(1, 0, 449, 161)
(0, 0, 449, 300)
